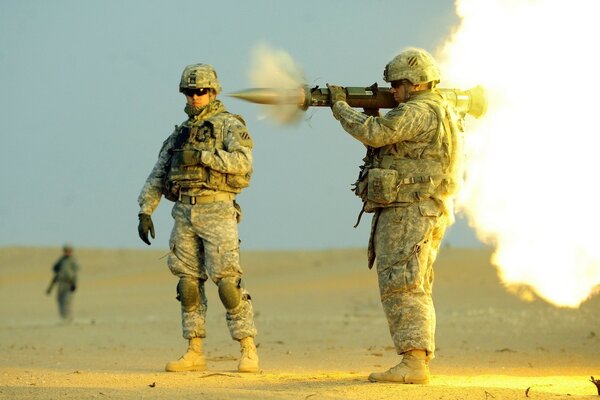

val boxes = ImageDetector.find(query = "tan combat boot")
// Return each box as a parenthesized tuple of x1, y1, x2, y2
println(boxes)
(237, 337, 259, 373)
(368, 349, 430, 384)
(165, 337, 207, 372)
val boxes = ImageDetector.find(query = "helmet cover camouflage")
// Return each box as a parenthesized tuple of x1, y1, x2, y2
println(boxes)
(179, 63, 221, 94)
(383, 48, 440, 85)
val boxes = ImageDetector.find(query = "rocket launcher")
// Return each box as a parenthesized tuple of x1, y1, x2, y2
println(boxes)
(228, 83, 487, 119)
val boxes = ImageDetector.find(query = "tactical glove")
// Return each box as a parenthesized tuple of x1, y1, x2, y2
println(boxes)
(327, 84, 347, 106)
(138, 213, 155, 245)
(179, 149, 203, 166)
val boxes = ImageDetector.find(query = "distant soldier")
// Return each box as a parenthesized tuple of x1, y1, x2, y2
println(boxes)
(137, 63, 259, 373)
(327, 48, 464, 384)
(46, 243, 79, 321)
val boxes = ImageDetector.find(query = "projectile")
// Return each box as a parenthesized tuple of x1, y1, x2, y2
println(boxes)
(228, 88, 305, 106)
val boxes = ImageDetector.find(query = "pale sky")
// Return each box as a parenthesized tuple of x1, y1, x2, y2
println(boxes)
(0, 0, 482, 250)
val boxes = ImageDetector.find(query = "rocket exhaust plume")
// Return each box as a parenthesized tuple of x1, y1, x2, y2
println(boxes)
(245, 43, 307, 124)
(440, 0, 600, 307)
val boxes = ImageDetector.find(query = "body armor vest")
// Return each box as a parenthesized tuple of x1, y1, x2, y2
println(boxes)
(354, 91, 462, 212)
(163, 112, 251, 201)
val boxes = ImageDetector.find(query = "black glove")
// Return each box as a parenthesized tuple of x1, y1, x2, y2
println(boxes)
(138, 213, 155, 245)
(70, 283, 77, 292)
(327, 84, 347, 107)
(179, 149, 203, 166)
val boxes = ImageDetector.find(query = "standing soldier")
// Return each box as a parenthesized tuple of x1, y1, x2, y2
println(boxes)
(327, 48, 464, 384)
(137, 64, 259, 373)
(46, 243, 79, 321)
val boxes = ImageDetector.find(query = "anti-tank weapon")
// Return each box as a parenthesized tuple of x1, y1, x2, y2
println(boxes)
(228, 83, 488, 119)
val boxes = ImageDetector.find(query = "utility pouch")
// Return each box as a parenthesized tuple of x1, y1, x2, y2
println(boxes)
(163, 180, 180, 202)
(367, 168, 399, 204)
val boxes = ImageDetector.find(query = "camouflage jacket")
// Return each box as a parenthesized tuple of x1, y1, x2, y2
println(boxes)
(332, 90, 462, 210)
(138, 100, 253, 215)
(53, 255, 79, 284)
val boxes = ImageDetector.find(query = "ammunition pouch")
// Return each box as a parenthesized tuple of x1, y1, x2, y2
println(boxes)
(163, 180, 181, 202)
(363, 157, 450, 208)
(367, 168, 399, 204)
(161, 114, 252, 200)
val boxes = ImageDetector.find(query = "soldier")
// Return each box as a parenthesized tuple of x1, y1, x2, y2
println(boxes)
(327, 48, 464, 384)
(137, 64, 259, 373)
(46, 243, 79, 321)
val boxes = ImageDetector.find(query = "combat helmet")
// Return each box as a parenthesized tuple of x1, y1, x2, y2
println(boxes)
(383, 48, 440, 85)
(179, 64, 221, 94)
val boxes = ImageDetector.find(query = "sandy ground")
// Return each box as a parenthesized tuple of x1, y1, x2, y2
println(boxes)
(1, 246, 599, 399)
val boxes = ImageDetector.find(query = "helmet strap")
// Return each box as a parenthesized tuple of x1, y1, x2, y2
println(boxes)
(402, 81, 413, 102)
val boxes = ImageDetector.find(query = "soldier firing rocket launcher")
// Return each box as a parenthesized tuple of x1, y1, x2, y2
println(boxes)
(228, 83, 487, 119)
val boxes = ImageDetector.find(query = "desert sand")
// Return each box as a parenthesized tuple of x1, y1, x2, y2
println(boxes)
(1, 246, 599, 399)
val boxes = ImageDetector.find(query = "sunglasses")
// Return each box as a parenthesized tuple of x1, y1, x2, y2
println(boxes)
(182, 88, 210, 97)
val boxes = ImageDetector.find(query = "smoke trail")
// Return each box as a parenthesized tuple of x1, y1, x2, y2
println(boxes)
(438, 0, 600, 307)
(248, 43, 306, 124)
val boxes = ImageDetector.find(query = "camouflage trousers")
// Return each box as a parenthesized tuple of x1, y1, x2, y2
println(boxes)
(371, 198, 447, 359)
(56, 282, 74, 320)
(167, 200, 257, 341)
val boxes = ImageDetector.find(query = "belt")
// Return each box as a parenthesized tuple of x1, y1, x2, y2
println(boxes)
(179, 193, 234, 205)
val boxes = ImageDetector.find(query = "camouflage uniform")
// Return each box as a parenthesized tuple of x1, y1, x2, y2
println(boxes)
(138, 94, 257, 342)
(51, 249, 79, 320)
(332, 86, 461, 360)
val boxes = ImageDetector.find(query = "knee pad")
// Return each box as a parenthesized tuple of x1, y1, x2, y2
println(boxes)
(177, 277, 199, 312)
(218, 277, 241, 310)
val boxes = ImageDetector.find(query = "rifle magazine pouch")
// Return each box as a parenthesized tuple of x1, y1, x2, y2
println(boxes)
(367, 168, 398, 204)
